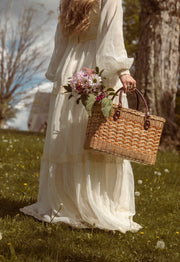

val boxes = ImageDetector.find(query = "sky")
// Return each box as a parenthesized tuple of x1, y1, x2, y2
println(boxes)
(0, 0, 59, 19)
(0, 0, 60, 130)
(0, 0, 59, 43)
(0, 0, 60, 79)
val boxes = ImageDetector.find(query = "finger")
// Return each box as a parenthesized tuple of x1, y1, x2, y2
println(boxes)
(128, 79, 136, 90)
(127, 82, 133, 91)
(133, 81, 136, 90)
(132, 79, 136, 87)
(123, 82, 128, 93)
(128, 83, 136, 93)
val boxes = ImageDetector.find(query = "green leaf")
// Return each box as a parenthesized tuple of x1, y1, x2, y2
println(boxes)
(68, 94, 74, 100)
(64, 84, 72, 93)
(95, 66, 99, 74)
(99, 69, 104, 76)
(85, 94, 96, 116)
(101, 84, 106, 89)
(101, 98, 113, 117)
(81, 95, 87, 106)
(76, 97, 81, 104)
(107, 88, 115, 92)
(108, 92, 118, 96)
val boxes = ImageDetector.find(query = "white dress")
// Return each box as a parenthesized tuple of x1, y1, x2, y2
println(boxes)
(20, 0, 142, 233)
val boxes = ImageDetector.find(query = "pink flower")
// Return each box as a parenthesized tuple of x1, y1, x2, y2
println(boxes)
(68, 68, 104, 97)
(83, 67, 95, 76)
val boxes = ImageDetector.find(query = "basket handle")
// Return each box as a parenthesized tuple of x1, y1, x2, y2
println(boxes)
(112, 88, 140, 111)
(114, 88, 151, 130)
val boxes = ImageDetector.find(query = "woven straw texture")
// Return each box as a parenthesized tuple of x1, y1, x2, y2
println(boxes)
(84, 104, 166, 165)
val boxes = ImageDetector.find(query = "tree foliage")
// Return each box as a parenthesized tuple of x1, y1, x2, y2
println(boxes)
(123, 0, 141, 59)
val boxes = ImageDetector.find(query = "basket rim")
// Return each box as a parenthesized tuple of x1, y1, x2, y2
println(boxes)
(92, 104, 166, 123)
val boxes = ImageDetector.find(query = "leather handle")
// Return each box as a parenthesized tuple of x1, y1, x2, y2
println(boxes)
(113, 88, 151, 130)
(113, 87, 150, 117)
(112, 88, 140, 111)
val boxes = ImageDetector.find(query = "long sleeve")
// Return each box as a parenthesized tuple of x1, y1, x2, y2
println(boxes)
(45, 22, 68, 82)
(96, 0, 133, 79)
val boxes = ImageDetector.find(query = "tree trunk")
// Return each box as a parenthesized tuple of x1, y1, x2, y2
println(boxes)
(0, 118, 6, 129)
(0, 100, 8, 129)
(135, 0, 180, 148)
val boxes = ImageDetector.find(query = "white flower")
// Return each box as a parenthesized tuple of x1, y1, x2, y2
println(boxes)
(0, 232, 2, 240)
(154, 171, 161, 176)
(90, 74, 102, 86)
(156, 240, 165, 249)
(135, 191, 141, 197)
(138, 180, 143, 185)
(164, 169, 169, 173)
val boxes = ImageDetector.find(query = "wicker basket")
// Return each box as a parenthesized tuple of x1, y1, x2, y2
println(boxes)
(84, 88, 166, 165)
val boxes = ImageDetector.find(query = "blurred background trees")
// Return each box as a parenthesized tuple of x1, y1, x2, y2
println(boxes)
(0, 4, 49, 128)
(123, 0, 141, 59)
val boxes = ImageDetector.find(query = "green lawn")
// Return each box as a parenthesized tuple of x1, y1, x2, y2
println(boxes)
(0, 129, 179, 262)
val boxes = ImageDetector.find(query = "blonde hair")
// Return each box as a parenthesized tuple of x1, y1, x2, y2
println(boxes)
(59, 0, 97, 36)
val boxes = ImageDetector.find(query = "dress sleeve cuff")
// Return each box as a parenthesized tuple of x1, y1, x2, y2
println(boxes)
(119, 69, 130, 76)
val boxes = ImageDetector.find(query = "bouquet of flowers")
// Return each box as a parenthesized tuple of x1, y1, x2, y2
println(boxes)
(64, 67, 118, 117)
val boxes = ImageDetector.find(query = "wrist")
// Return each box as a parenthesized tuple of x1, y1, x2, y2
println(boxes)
(119, 69, 130, 77)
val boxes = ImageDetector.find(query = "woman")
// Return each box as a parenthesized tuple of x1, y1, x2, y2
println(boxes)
(20, 0, 142, 233)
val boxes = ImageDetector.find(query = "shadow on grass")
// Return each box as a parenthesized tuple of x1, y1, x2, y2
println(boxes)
(0, 196, 114, 235)
(0, 197, 35, 218)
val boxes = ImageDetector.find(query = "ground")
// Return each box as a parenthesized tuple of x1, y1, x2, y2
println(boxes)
(0, 129, 179, 262)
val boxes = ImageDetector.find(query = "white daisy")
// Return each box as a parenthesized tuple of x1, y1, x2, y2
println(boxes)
(156, 240, 165, 249)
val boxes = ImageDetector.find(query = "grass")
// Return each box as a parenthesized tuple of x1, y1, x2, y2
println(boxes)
(0, 129, 180, 262)
(175, 89, 180, 126)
